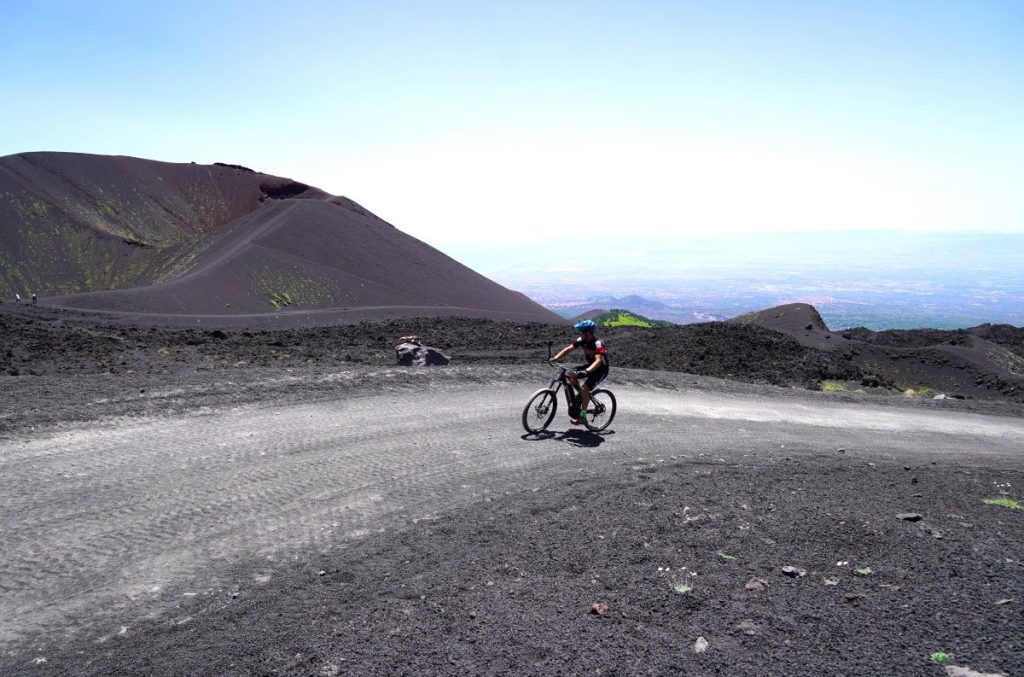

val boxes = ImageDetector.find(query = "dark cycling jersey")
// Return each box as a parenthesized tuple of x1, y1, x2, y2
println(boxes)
(573, 335, 609, 366)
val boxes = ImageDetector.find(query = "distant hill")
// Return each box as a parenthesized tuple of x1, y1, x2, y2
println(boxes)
(568, 308, 607, 323)
(600, 294, 667, 310)
(0, 152, 560, 324)
(555, 295, 671, 321)
(590, 308, 673, 328)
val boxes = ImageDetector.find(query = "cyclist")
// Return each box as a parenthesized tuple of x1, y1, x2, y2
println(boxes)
(550, 319, 609, 425)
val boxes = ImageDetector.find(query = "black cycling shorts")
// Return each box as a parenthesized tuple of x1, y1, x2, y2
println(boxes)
(576, 362, 609, 390)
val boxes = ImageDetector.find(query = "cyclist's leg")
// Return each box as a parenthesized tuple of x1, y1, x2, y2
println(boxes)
(568, 366, 586, 423)
(580, 365, 608, 417)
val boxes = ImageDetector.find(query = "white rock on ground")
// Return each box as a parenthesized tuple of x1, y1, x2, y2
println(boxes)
(945, 666, 1008, 677)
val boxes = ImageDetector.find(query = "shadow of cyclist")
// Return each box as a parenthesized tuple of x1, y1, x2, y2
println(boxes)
(521, 428, 611, 447)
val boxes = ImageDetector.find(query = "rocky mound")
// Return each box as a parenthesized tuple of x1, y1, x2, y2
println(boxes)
(735, 304, 1024, 401)
(968, 324, 1024, 356)
(0, 152, 559, 324)
(729, 303, 848, 350)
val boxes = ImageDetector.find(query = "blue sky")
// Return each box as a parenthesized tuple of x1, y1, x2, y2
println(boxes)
(1, 1, 1021, 245)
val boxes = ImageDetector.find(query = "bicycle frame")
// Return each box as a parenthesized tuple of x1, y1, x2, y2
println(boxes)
(547, 363, 583, 412)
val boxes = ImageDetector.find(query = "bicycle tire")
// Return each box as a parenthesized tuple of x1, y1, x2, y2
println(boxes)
(583, 388, 617, 432)
(522, 388, 558, 433)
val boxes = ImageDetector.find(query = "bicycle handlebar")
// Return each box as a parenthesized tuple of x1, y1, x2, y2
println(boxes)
(547, 361, 582, 374)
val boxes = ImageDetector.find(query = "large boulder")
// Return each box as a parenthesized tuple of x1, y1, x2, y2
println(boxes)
(395, 341, 450, 366)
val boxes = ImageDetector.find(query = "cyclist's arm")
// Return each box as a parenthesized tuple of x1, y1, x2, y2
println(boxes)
(583, 355, 603, 373)
(551, 343, 575, 361)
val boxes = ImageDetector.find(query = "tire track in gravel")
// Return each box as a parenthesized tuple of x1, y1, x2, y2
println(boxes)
(1, 380, 1022, 649)
(0, 387, 602, 647)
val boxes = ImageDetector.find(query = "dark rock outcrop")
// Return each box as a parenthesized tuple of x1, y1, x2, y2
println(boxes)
(396, 342, 450, 366)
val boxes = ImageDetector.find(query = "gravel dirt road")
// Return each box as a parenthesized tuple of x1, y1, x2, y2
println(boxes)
(2, 367, 1022, 675)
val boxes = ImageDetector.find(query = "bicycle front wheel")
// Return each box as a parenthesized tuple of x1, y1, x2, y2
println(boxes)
(522, 388, 558, 433)
(584, 388, 617, 432)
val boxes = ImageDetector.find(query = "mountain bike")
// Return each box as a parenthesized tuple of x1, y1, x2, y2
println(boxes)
(522, 362, 617, 434)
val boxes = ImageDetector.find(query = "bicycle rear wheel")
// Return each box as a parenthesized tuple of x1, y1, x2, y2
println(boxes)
(522, 388, 558, 433)
(583, 388, 617, 432)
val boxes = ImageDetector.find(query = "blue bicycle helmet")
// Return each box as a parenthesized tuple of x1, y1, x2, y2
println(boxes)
(573, 319, 597, 332)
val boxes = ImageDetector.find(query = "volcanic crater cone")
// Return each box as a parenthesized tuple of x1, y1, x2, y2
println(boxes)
(0, 152, 559, 324)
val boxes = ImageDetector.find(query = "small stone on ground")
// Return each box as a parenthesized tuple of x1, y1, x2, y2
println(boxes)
(944, 666, 1008, 677)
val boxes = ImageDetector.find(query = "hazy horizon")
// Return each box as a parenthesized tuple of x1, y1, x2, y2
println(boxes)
(442, 231, 1024, 330)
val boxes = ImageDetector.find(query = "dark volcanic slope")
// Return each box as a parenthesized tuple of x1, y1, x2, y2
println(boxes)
(47, 199, 558, 322)
(0, 152, 323, 297)
(1, 152, 560, 323)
